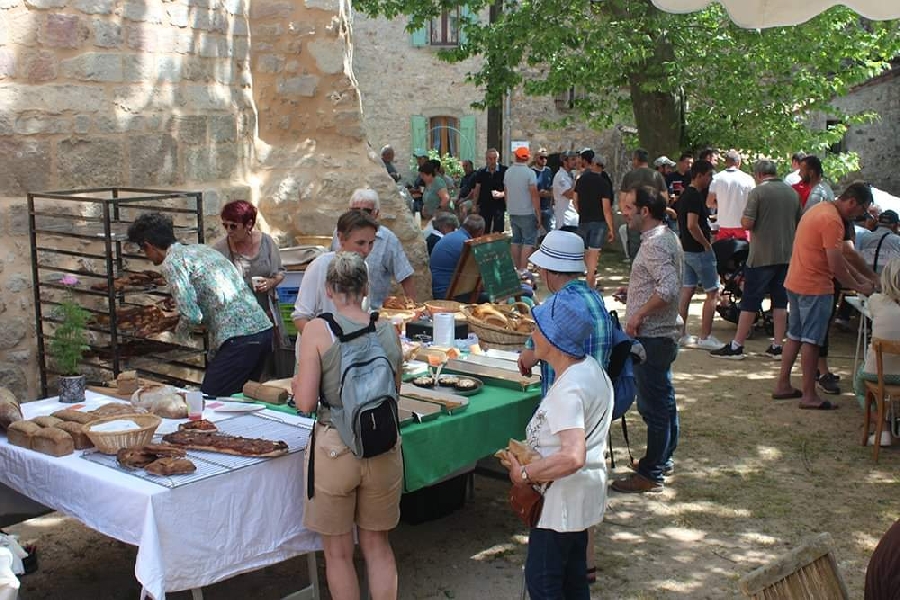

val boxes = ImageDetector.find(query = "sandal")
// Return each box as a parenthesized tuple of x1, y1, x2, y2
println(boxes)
(586, 566, 597, 584)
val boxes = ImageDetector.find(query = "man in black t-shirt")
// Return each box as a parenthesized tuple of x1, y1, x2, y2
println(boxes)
(471, 148, 508, 233)
(574, 150, 614, 289)
(675, 160, 723, 350)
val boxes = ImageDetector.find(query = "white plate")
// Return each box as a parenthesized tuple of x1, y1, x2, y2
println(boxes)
(209, 402, 266, 413)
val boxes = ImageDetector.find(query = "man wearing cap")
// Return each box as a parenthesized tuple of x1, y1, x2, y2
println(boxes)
(654, 156, 676, 177)
(505, 146, 542, 270)
(711, 160, 801, 360)
(613, 185, 683, 494)
(552, 151, 579, 233)
(707, 150, 755, 241)
(472, 148, 507, 234)
(858, 209, 900, 274)
(574, 149, 615, 289)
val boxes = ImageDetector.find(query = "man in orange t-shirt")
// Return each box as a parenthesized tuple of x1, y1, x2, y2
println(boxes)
(773, 182, 876, 409)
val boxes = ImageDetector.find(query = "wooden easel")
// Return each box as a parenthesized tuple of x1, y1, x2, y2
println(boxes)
(445, 233, 523, 303)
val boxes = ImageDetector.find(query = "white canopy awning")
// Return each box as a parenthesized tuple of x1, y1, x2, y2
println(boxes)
(650, 0, 900, 28)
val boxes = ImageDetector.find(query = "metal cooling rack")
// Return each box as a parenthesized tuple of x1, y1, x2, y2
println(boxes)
(81, 412, 312, 489)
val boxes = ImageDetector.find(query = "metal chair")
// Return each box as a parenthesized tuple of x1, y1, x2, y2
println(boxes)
(861, 339, 900, 462)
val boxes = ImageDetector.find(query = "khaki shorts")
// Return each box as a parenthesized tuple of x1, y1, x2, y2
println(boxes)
(303, 423, 403, 536)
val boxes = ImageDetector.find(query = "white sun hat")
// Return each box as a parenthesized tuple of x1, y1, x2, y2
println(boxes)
(529, 230, 586, 274)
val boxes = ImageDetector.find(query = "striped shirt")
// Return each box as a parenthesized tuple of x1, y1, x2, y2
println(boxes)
(525, 280, 615, 396)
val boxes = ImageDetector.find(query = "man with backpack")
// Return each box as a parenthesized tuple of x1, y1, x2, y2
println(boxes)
(517, 229, 619, 584)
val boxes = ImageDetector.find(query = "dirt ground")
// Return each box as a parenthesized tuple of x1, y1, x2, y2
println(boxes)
(7, 254, 900, 599)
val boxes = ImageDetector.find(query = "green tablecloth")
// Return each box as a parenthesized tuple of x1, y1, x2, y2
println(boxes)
(237, 383, 541, 493)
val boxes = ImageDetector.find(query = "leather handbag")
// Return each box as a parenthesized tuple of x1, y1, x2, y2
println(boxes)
(509, 483, 548, 528)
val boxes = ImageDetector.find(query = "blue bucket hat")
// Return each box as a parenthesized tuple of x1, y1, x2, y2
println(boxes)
(531, 286, 594, 358)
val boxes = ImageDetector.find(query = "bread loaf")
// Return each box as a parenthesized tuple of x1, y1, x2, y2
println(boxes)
(33, 416, 63, 428)
(54, 421, 93, 450)
(0, 387, 22, 430)
(116, 371, 140, 395)
(31, 428, 74, 457)
(7, 420, 40, 448)
(51, 409, 96, 425)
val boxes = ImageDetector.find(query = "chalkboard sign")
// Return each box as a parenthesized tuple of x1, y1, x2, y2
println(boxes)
(446, 233, 522, 303)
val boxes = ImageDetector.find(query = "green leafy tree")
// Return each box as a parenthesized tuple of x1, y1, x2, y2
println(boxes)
(49, 277, 90, 376)
(356, 0, 900, 176)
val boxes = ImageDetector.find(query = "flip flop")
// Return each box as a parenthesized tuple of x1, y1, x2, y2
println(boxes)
(799, 401, 838, 410)
(772, 389, 802, 400)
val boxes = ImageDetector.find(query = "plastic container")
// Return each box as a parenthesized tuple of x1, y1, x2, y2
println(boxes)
(280, 305, 297, 336)
(276, 286, 299, 305)
(186, 391, 204, 421)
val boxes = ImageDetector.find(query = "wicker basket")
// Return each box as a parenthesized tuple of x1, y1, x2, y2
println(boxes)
(82, 413, 162, 455)
(462, 305, 533, 350)
(424, 300, 462, 315)
(294, 235, 334, 248)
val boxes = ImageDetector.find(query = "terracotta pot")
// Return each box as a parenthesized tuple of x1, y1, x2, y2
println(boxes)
(58, 375, 86, 404)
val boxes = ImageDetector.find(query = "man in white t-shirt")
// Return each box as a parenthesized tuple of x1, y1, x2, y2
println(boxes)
(504, 146, 541, 270)
(552, 151, 579, 231)
(783, 151, 806, 186)
(707, 149, 755, 241)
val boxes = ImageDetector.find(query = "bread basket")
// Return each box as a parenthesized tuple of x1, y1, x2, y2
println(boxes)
(82, 413, 162, 455)
(462, 303, 534, 350)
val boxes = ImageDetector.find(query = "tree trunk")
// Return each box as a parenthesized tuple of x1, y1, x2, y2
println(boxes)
(627, 36, 684, 158)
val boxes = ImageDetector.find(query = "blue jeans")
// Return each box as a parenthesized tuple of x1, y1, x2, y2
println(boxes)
(634, 336, 679, 482)
(525, 528, 589, 600)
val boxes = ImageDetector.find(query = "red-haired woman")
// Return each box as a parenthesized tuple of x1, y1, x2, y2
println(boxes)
(213, 201, 287, 359)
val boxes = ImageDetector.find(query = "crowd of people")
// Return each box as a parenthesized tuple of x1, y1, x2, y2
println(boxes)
(118, 138, 900, 599)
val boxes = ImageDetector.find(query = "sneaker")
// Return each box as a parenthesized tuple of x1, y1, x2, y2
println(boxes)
(868, 430, 893, 447)
(695, 336, 726, 351)
(678, 334, 696, 348)
(611, 473, 664, 493)
(710, 343, 745, 359)
(817, 372, 841, 395)
(764, 345, 783, 359)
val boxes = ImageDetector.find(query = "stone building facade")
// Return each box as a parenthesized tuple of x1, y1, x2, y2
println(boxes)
(350, 10, 627, 180)
(831, 65, 900, 195)
(0, 0, 424, 398)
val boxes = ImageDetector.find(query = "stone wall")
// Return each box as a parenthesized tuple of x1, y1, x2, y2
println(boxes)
(0, 0, 425, 399)
(831, 70, 900, 195)
(350, 10, 489, 181)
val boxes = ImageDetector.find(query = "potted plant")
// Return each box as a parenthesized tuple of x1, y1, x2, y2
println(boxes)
(49, 274, 90, 403)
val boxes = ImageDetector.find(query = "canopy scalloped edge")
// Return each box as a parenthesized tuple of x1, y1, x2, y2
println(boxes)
(650, 0, 900, 28)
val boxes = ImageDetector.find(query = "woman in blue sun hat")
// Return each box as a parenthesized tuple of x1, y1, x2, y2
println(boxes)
(504, 285, 614, 599)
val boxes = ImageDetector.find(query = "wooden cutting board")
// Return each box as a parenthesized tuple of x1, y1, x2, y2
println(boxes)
(399, 383, 468, 411)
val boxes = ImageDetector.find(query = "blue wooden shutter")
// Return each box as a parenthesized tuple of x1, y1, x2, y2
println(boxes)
(459, 115, 476, 162)
(410, 22, 427, 47)
(411, 116, 428, 153)
(459, 6, 471, 46)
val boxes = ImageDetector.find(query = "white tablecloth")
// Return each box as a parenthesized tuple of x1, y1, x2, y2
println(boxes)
(0, 393, 321, 599)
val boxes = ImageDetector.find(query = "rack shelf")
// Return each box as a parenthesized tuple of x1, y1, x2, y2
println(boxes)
(28, 187, 208, 397)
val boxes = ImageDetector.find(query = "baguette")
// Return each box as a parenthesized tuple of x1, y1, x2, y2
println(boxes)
(7, 420, 40, 449)
(32, 428, 74, 457)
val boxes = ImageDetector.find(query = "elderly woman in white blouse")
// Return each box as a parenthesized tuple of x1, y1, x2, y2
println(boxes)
(505, 286, 613, 599)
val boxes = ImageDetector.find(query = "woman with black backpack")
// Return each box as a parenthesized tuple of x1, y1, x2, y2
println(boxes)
(293, 251, 403, 600)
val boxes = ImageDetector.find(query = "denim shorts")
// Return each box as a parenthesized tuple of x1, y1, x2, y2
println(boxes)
(577, 221, 608, 250)
(682, 249, 719, 292)
(786, 291, 833, 345)
(739, 264, 789, 312)
(510, 214, 539, 246)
